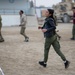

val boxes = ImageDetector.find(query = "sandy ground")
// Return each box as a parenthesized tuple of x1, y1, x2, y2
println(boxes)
(0, 23, 75, 75)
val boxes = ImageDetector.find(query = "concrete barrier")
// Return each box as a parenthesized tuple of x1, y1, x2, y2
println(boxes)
(1, 15, 38, 27)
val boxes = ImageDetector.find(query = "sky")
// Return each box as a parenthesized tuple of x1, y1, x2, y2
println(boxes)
(35, 0, 61, 7)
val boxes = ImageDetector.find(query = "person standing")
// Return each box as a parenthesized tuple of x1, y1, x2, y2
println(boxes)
(71, 7, 75, 40)
(19, 10, 29, 42)
(0, 15, 4, 42)
(39, 9, 70, 69)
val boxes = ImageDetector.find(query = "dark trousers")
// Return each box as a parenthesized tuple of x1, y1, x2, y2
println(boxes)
(44, 34, 66, 63)
(72, 24, 75, 39)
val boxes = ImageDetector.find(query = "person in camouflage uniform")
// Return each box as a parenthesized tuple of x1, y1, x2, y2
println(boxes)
(0, 15, 4, 42)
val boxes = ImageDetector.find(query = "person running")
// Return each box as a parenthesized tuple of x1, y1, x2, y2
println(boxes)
(39, 9, 70, 69)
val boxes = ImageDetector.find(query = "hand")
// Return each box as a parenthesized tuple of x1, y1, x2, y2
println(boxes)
(38, 26, 42, 29)
(42, 29, 47, 32)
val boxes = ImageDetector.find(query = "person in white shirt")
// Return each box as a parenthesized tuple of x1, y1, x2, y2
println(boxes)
(19, 10, 29, 42)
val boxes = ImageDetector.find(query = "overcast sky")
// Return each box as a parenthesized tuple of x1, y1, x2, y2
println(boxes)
(35, 0, 61, 7)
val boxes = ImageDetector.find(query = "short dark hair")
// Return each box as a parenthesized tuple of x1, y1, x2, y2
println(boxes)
(72, 7, 75, 9)
(20, 10, 24, 14)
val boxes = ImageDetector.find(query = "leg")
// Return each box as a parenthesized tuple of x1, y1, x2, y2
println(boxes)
(52, 38, 66, 61)
(73, 25, 75, 39)
(0, 27, 1, 35)
(44, 35, 58, 62)
(0, 27, 4, 42)
(24, 28, 29, 39)
(44, 38, 51, 63)
(20, 27, 29, 41)
(71, 24, 74, 39)
(39, 38, 51, 67)
(52, 38, 70, 69)
(20, 27, 26, 37)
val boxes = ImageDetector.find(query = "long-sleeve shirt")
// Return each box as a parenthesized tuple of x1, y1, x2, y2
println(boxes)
(20, 14, 27, 27)
(42, 16, 56, 38)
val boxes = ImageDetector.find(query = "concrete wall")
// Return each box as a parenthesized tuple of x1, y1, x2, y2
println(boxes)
(0, 0, 35, 15)
(0, 0, 30, 10)
(0, 0, 37, 26)
(1, 15, 38, 27)
(2, 15, 20, 26)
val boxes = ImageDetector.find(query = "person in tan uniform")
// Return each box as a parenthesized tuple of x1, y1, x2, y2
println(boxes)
(0, 15, 4, 42)
(19, 10, 29, 42)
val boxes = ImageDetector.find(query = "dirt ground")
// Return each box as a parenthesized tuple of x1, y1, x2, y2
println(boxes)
(0, 23, 75, 75)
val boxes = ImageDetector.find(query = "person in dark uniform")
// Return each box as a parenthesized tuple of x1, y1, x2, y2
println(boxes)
(39, 9, 70, 69)
(71, 7, 75, 40)
(0, 15, 4, 42)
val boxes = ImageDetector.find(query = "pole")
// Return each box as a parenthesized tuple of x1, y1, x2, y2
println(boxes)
(34, 0, 36, 14)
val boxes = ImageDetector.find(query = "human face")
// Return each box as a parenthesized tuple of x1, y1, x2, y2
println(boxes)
(19, 11, 22, 15)
(45, 10, 51, 17)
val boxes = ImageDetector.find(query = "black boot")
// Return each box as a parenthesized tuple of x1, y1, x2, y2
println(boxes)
(64, 60, 70, 69)
(70, 38, 75, 40)
(39, 61, 47, 67)
(0, 38, 4, 42)
(25, 37, 29, 42)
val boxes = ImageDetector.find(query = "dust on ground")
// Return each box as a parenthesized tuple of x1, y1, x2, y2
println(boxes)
(0, 23, 75, 75)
